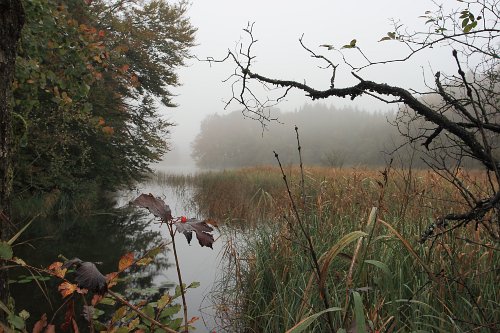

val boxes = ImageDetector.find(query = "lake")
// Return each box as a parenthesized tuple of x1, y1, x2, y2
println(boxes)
(10, 167, 229, 332)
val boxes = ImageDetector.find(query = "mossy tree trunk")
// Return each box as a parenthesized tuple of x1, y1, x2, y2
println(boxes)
(0, 0, 24, 318)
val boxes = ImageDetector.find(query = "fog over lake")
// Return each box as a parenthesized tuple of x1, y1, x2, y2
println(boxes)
(166, 0, 462, 166)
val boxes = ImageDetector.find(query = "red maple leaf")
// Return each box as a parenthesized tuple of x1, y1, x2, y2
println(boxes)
(175, 218, 215, 248)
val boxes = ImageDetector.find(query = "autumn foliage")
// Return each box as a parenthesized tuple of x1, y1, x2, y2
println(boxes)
(11, 0, 195, 208)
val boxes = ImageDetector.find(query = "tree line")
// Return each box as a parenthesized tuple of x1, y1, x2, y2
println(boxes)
(192, 103, 428, 169)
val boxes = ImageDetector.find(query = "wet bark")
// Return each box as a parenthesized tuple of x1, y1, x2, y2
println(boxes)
(0, 0, 24, 318)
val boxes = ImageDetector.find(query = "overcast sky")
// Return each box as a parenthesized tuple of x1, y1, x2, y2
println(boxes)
(160, 0, 461, 166)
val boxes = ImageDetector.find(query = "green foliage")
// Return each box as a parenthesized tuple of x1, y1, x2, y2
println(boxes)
(341, 39, 357, 49)
(12, 0, 195, 208)
(0, 242, 13, 260)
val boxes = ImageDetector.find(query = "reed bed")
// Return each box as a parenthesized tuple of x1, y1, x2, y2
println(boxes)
(157, 166, 499, 333)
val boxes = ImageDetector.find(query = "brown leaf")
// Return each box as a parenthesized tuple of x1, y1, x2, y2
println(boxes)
(60, 299, 75, 331)
(118, 252, 134, 271)
(32, 313, 47, 333)
(72, 262, 107, 295)
(205, 218, 219, 228)
(91, 294, 103, 306)
(71, 319, 79, 333)
(61, 259, 106, 295)
(106, 272, 119, 288)
(131, 194, 172, 221)
(175, 218, 215, 248)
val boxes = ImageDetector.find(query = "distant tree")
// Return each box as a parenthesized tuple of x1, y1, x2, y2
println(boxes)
(320, 148, 348, 168)
(192, 106, 406, 169)
(211, 0, 499, 241)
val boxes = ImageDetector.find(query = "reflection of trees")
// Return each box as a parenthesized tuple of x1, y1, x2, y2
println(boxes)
(10, 202, 170, 327)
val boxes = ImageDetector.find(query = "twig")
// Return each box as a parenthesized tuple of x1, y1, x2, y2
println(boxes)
(274, 151, 335, 333)
(108, 290, 179, 333)
(295, 126, 306, 206)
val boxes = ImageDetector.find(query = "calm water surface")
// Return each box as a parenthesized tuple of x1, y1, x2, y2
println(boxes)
(11, 167, 227, 332)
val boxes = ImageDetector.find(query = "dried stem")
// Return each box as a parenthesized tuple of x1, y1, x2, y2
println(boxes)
(274, 151, 335, 332)
(167, 222, 189, 333)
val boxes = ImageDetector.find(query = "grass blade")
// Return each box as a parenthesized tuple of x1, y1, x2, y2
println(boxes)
(319, 231, 367, 294)
(352, 291, 367, 333)
(286, 307, 343, 333)
(8, 215, 38, 245)
(364, 259, 391, 276)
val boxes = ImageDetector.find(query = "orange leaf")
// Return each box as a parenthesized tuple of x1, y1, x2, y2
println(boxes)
(119, 252, 134, 271)
(58, 282, 78, 298)
(106, 271, 119, 288)
(187, 316, 200, 325)
(102, 126, 114, 135)
(48, 261, 67, 278)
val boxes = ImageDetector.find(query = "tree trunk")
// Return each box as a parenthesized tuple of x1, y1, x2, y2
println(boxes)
(0, 0, 24, 318)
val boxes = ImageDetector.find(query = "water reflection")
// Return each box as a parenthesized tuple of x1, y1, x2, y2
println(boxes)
(117, 180, 223, 331)
(11, 178, 222, 332)
(10, 201, 167, 324)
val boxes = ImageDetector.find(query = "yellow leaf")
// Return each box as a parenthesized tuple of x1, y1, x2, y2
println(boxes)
(136, 257, 153, 266)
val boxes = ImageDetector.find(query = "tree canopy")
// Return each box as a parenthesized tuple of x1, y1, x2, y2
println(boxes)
(12, 0, 195, 202)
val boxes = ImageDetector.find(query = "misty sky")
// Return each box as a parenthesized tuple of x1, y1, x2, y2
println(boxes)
(161, 0, 461, 165)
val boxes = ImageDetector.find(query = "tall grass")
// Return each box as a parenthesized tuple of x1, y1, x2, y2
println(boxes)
(159, 166, 499, 332)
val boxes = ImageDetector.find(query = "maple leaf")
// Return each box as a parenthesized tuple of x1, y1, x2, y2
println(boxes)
(131, 193, 172, 221)
(118, 252, 134, 271)
(175, 218, 215, 248)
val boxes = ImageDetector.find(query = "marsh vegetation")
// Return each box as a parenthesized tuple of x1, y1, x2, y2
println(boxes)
(158, 166, 499, 332)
